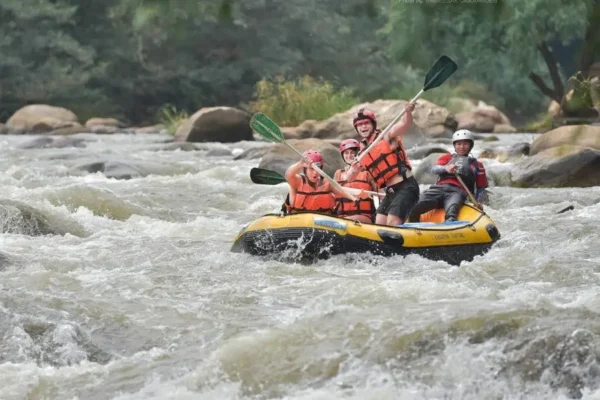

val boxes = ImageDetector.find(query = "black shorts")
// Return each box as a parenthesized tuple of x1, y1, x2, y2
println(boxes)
(377, 176, 420, 220)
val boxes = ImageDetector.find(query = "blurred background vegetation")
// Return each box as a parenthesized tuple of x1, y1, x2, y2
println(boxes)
(1, 0, 598, 128)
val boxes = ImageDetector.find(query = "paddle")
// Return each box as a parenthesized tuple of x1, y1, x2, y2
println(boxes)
(250, 113, 358, 201)
(357, 55, 458, 163)
(250, 167, 286, 185)
(250, 167, 385, 198)
(454, 174, 482, 211)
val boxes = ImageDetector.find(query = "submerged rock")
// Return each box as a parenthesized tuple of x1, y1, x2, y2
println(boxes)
(18, 136, 87, 149)
(72, 160, 165, 180)
(0, 199, 87, 237)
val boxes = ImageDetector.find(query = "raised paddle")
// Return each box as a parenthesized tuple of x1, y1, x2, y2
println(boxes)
(357, 55, 458, 163)
(249, 167, 386, 198)
(250, 113, 358, 201)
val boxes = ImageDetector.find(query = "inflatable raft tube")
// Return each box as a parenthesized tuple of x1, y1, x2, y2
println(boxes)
(231, 205, 500, 265)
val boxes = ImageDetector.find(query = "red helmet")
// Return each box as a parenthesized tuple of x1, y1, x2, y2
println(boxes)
(302, 150, 323, 168)
(353, 108, 377, 129)
(339, 139, 360, 154)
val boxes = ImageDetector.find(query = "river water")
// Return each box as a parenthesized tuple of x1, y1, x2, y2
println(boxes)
(1, 133, 599, 400)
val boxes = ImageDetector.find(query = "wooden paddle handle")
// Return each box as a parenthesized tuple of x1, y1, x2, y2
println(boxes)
(455, 174, 480, 210)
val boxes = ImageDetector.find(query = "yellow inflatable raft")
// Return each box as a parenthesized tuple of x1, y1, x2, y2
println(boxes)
(231, 205, 500, 265)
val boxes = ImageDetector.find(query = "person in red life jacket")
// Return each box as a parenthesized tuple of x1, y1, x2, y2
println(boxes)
(346, 103, 420, 226)
(285, 149, 367, 215)
(333, 139, 378, 223)
(408, 129, 489, 223)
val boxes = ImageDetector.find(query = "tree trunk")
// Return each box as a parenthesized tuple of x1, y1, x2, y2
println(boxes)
(527, 41, 565, 103)
(579, 0, 600, 77)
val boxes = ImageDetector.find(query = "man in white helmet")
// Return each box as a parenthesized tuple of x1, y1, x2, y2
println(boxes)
(408, 129, 488, 223)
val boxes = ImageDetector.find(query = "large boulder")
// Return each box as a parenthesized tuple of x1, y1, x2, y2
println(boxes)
(234, 146, 274, 161)
(407, 145, 450, 160)
(529, 125, 600, 156)
(511, 145, 600, 187)
(455, 103, 515, 133)
(85, 118, 126, 128)
(478, 143, 530, 163)
(175, 107, 253, 143)
(0, 123, 8, 134)
(413, 152, 448, 185)
(282, 99, 457, 146)
(258, 138, 344, 178)
(131, 124, 168, 134)
(6, 105, 81, 134)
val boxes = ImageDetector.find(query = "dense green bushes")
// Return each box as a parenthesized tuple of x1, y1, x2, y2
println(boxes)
(248, 76, 358, 126)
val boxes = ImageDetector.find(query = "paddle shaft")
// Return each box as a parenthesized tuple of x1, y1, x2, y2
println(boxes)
(356, 89, 424, 163)
(455, 174, 480, 209)
(251, 168, 384, 198)
(283, 142, 358, 201)
(344, 187, 386, 198)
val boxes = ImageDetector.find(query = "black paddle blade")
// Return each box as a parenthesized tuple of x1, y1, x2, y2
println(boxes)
(250, 168, 286, 185)
(423, 55, 458, 91)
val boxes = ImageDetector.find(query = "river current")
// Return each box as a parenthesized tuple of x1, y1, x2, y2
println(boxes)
(1, 132, 599, 400)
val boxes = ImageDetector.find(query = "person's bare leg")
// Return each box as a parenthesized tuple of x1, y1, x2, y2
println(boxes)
(375, 213, 387, 225)
(386, 214, 402, 226)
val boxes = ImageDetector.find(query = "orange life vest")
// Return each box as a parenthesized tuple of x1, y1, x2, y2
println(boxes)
(359, 137, 412, 188)
(333, 169, 375, 220)
(290, 176, 336, 214)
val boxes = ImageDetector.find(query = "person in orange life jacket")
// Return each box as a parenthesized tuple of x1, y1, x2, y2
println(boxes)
(285, 149, 369, 215)
(333, 139, 378, 223)
(346, 103, 420, 226)
(408, 129, 489, 223)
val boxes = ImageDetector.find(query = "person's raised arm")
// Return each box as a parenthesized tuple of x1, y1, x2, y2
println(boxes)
(387, 102, 415, 140)
(285, 160, 304, 188)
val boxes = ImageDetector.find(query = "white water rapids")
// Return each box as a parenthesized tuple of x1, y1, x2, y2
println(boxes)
(1, 133, 599, 400)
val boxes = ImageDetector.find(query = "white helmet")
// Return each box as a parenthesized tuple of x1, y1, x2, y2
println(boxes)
(452, 129, 475, 145)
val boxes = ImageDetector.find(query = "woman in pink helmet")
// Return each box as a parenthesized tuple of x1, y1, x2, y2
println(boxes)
(285, 149, 367, 215)
(333, 139, 378, 223)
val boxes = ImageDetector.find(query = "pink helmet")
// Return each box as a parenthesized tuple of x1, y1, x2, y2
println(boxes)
(353, 108, 377, 129)
(302, 150, 323, 168)
(339, 139, 360, 154)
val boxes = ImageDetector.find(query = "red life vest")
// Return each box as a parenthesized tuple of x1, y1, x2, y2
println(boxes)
(359, 136, 412, 188)
(290, 176, 336, 214)
(333, 169, 375, 221)
(436, 154, 488, 193)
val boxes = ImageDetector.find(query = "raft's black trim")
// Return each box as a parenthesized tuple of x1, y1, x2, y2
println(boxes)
(376, 229, 404, 247)
(231, 227, 494, 266)
(485, 223, 500, 242)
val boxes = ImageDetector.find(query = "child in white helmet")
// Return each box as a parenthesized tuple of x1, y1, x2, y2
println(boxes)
(408, 129, 488, 222)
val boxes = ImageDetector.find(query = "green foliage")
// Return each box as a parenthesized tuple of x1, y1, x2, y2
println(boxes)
(248, 76, 359, 126)
(522, 113, 555, 133)
(0, 0, 597, 126)
(384, 0, 596, 119)
(565, 72, 600, 116)
(384, 66, 504, 114)
(157, 105, 189, 135)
